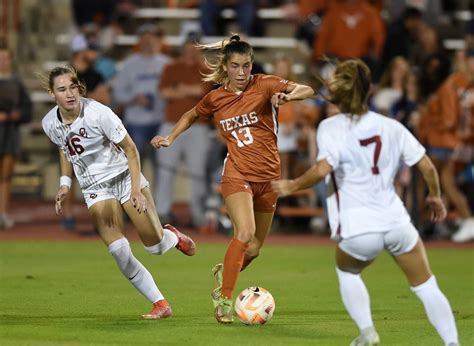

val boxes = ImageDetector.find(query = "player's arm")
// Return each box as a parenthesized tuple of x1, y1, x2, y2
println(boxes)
(117, 134, 147, 213)
(59, 149, 73, 180)
(55, 149, 73, 215)
(150, 107, 200, 149)
(271, 82, 314, 108)
(416, 155, 447, 223)
(272, 159, 332, 196)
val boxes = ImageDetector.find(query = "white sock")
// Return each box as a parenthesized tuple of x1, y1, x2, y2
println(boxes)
(144, 228, 178, 255)
(411, 276, 458, 345)
(109, 238, 163, 303)
(336, 267, 374, 331)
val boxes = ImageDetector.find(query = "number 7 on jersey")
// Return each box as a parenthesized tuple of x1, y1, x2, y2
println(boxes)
(359, 135, 382, 175)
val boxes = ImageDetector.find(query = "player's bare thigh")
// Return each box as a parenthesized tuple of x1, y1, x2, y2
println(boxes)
(336, 246, 374, 274)
(247, 180, 277, 251)
(224, 192, 256, 243)
(88, 198, 126, 246)
(122, 187, 164, 247)
(392, 239, 432, 286)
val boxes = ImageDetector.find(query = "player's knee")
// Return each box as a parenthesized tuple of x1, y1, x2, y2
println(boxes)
(336, 263, 363, 275)
(235, 227, 255, 244)
(109, 238, 130, 256)
(108, 238, 136, 277)
(245, 243, 260, 259)
(246, 251, 259, 263)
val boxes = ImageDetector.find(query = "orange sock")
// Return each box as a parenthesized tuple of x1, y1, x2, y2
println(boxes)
(221, 238, 247, 299)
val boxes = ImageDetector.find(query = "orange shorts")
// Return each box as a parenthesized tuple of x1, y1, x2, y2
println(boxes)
(220, 176, 278, 213)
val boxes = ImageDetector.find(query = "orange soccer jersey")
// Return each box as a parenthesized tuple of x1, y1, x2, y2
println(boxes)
(195, 74, 290, 182)
(418, 72, 474, 149)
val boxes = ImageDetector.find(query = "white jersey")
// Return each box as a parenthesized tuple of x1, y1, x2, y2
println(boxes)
(316, 111, 425, 240)
(42, 98, 129, 190)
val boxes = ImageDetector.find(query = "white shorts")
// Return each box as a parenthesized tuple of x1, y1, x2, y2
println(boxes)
(338, 223, 419, 262)
(83, 170, 150, 209)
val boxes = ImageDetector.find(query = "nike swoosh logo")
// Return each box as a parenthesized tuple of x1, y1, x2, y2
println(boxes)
(252, 287, 260, 292)
(128, 271, 139, 280)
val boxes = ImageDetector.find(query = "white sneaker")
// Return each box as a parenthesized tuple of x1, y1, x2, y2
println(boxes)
(350, 327, 380, 346)
(451, 218, 474, 243)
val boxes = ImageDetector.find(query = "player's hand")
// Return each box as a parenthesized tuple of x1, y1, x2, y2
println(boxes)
(131, 191, 147, 214)
(150, 135, 171, 149)
(271, 179, 296, 197)
(271, 92, 289, 108)
(425, 195, 447, 223)
(55, 186, 70, 215)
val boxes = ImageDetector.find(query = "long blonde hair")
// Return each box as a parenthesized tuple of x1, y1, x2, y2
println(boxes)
(199, 34, 254, 85)
(319, 59, 371, 116)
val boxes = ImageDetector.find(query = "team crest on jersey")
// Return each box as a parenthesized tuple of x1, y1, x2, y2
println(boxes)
(89, 193, 98, 199)
(115, 124, 125, 134)
(79, 128, 88, 137)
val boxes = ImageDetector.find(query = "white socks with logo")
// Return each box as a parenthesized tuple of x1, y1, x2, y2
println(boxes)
(109, 238, 163, 303)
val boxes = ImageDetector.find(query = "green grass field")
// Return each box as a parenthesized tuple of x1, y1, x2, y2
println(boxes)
(0, 241, 473, 345)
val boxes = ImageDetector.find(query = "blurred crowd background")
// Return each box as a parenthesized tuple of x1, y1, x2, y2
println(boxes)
(0, 0, 473, 242)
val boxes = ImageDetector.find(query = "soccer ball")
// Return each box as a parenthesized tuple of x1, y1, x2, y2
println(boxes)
(234, 286, 275, 325)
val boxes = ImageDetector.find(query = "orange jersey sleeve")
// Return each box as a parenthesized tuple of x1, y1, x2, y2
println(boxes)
(195, 74, 290, 181)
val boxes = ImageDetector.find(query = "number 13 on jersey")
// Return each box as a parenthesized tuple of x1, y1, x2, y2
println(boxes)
(231, 127, 254, 148)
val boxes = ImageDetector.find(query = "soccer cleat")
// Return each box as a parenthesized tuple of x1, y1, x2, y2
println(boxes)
(212, 263, 223, 287)
(350, 327, 380, 346)
(165, 224, 196, 256)
(214, 296, 234, 323)
(141, 299, 172, 320)
(211, 263, 224, 308)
